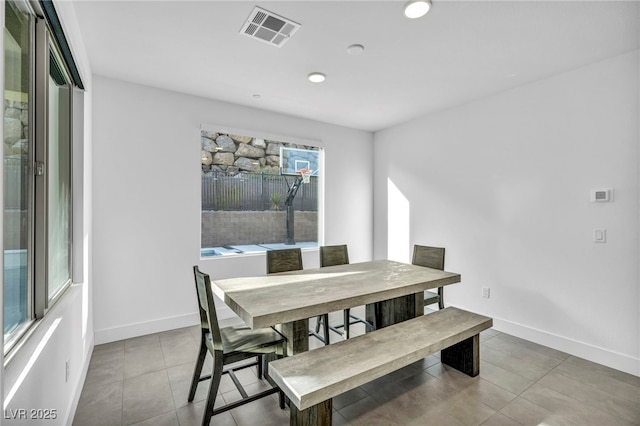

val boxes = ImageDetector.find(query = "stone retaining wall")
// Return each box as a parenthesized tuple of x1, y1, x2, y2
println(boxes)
(201, 131, 317, 176)
(202, 211, 317, 247)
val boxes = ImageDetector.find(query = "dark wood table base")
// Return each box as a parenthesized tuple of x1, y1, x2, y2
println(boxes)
(365, 292, 424, 330)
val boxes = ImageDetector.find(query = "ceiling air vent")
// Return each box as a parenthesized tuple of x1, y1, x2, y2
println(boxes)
(240, 6, 300, 48)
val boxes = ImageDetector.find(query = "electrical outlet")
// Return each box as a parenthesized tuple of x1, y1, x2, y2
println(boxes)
(482, 287, 490, 298)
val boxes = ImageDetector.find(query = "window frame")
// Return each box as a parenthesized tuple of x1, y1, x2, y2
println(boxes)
(199, 123, 325, 259)
(43, 34, 74, 307)
(3, 0, 37, 355)
(3, 0, 79, 358)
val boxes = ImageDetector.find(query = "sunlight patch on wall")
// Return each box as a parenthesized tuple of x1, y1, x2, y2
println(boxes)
(387, 178, 410, 262)
(3, 318, 62, 409)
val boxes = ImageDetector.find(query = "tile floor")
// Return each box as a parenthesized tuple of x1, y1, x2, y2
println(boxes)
(73, 307, 640, 426)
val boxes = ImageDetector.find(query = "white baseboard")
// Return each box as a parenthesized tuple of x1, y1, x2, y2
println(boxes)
(93, 306, 239, 345)
(95, 307, 639, 377)
(94, 312, 200, 345)
(492, 316, 640, 377)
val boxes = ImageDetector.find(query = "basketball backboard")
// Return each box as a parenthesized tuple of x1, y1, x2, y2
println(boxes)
(279, 147, 320, 176)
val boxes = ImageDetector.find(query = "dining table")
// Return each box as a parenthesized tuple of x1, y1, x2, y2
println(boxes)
(211, 259, 461, 355)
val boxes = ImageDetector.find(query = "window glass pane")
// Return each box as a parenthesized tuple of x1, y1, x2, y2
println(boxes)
(200, 130, 321, 257)
(47, 49, 71, 299)
(3, 1, 32, 339)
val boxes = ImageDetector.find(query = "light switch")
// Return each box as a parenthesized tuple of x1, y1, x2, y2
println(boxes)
(591, 189, 612, 202)
(594, 229, 606, 243)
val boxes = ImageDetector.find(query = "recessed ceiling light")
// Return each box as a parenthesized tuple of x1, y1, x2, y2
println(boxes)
(403, 0, 431, 19)
(347, 44, 365, 55)
(308, 72, 326, 83)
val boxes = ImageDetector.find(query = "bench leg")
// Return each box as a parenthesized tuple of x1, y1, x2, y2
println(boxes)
(290, 400, 332, 426)
(441, 334, 480, 377)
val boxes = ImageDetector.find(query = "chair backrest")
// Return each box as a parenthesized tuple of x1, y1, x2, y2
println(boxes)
(193, 266, 223, 351)
(320, 244, 349, 267)
(412, 245, 445, 270)
(266, 248, 303, 274)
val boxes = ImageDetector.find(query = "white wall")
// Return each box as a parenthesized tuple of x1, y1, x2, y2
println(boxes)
(3, 285, 90, 425)
(91, 76, 373, 344)
(2, 1, 95, 424)
(373, 50, 640, 376)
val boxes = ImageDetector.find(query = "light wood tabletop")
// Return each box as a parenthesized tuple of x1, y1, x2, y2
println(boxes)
(211, 259, 461, 330)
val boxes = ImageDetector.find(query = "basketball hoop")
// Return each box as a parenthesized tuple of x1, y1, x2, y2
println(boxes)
(299, 168, 312, 184)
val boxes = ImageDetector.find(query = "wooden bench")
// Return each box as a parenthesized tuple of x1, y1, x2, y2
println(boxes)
(269, 307, 492, 426)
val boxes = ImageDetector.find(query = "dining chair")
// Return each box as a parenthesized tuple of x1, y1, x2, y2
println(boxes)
(411, 245, 446, 310)
(189, 266, 286, 426)
(316, 244, 371, 339)
(266, 248, 331, 346)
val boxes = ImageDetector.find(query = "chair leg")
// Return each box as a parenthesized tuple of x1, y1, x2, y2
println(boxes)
(188, 334, 208, 402)
(438, 287, 444, 310)
(273, 352, 286, 409)
(257, 355, 264, 380)
(322, 314, 330, 345)
(202, 353, 223, 426)
(315, 315, 323, 333)
(344, 309, 351, 339)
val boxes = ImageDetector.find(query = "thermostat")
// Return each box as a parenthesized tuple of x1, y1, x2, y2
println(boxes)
(591, 189, 612, 202)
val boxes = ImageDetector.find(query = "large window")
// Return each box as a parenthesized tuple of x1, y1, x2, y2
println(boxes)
(200, 127, 322, 257)
(46, 47, 72, 300)
(3, 0, 33, 345)
(3, 0, 77, 354)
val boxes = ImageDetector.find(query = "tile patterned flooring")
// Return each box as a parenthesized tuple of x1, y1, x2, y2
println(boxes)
(73, 308, 640, 426)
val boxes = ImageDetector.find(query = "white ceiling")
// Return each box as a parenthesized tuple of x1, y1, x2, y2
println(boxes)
(72, 1, 639, 132)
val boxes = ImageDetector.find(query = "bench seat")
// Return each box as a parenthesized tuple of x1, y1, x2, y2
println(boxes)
(269, 306, 492, 419)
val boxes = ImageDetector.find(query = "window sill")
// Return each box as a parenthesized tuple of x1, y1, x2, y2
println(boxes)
(3, 282, 73, 367)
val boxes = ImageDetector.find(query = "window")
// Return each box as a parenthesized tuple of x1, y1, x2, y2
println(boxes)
(46, 46, 72, 300)
(3, 0, 79, 354)
(3, 0, 33, 346)
(200, 127, 322, 257)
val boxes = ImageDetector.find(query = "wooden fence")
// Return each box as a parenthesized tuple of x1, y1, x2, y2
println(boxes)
(202, 171, 318, 211)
